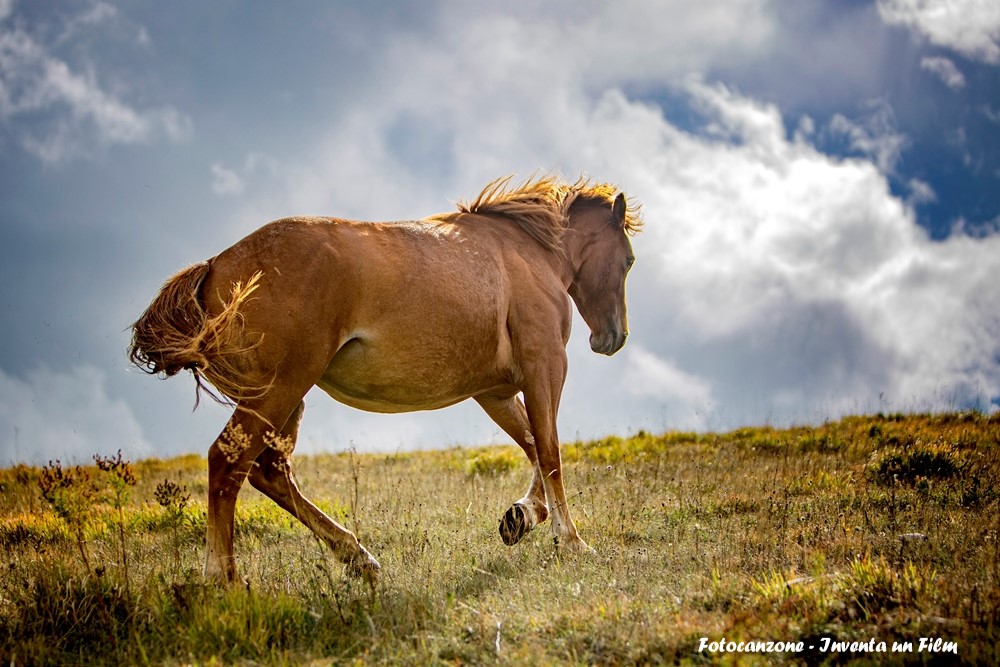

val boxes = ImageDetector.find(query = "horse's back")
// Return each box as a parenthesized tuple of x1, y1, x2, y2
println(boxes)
(206, 216, 502, 314)
(202, 216, 520, 410)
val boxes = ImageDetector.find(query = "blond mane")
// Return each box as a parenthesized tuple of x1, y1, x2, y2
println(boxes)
(446, 174, 643, 252)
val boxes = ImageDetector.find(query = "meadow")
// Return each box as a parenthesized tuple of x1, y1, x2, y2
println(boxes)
(1, 412, 998, 665)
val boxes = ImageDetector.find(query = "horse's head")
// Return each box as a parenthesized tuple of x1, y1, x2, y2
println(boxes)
(565, 192, 636, 356)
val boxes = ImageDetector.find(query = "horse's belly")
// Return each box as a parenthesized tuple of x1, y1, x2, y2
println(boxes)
(314, 381, 464, 413)
(316, 336, 508, 413)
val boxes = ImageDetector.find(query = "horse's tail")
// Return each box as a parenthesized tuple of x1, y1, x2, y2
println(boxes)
(127, 261, 268, 407)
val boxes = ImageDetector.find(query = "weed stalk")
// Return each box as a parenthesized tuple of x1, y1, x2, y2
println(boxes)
(38, 460, 97, 575)
(94, 450, 137, 596)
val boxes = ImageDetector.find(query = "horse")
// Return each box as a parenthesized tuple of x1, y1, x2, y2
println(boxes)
(128, 174, 642, 585)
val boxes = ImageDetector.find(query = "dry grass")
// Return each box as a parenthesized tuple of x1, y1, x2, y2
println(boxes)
(1, 412, 998, 665)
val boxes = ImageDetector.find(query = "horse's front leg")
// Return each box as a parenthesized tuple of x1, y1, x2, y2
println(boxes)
(475, 394, 549, 545)
(520, 353, 593, 554)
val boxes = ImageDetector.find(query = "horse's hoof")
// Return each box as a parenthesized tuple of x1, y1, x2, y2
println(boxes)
(203, 558, 243, 587)
(499, 503, 531, 546)
(203, 574, 248, 589)
(554, 534, 596, 555)
(346, 546, 381, 587)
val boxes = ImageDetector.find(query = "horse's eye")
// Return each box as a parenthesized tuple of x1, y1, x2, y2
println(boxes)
(625, 256, 635, 270)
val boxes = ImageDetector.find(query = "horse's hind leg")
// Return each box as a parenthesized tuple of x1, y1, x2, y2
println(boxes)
(475, 394, 549, 546)
(205, 400, 300, 584)
(248, 401, 380, 584)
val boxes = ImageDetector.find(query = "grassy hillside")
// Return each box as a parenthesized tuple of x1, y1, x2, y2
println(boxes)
(1, 413, 998, 665)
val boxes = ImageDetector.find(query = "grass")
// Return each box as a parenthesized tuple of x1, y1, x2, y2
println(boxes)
(0, 412, 998, 665)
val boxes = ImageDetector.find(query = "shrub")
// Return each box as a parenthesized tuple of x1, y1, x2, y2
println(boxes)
(3, 564, 138, 662)
(37, 461, 100, 573)
(865, 441, 964, 486)
(465, 448, 519, 477)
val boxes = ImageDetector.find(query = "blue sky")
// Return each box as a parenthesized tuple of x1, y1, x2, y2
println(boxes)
(1, 0, 998, 465)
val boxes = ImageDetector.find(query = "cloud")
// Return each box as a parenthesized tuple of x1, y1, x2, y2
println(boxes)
(920, 56, 966, 89)
(980, 105, 1000, 125)
(950, 215, 1000, 238)
(591, 81, 1000, 422)
(210, 152, 280, 197)
(907, 177, 937, 205)
(623, 345, 713, 404)
(826, 99, 909, 174)
(210, 163, 244, 195)
(0, 365, 153, 466)
(878, 0, 1000, 63)
(0, 5, 191, 162)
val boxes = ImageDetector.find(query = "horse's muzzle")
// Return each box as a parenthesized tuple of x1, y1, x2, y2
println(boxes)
(590, 329, 628, 356)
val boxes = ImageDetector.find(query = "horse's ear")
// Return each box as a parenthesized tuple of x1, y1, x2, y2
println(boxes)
(612, 192, 627, 228)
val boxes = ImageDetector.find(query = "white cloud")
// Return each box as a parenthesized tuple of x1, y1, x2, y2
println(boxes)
(210, 153, 284, 197)
(907, 177, 937, 205)
(982, 105, 1000, 124)
(827, 99, 908, 174)
(950, 215, 1000, 238)
(211, 163, 245, 195)
(595, 81, 1000, 423)
(0, 365, 153, 466)
(0, 7, 191, 162)
(77, 1, 117, 26)
(533, 0, 775, 85)
(623, 345, 713, 404)
(878, 0, 1000, 64)
(920, 55, 966, 89)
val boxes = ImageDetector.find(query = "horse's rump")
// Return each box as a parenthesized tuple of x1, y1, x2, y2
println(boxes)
(128, 262, 268, 406)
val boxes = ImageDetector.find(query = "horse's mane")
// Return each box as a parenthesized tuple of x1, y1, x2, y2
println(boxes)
(438, 174, 642, 252)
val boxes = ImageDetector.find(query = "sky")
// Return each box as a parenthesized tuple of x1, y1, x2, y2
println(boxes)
(1, 0, 999, 466)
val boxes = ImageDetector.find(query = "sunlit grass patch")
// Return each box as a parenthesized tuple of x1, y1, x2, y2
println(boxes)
(563, 429, 707, 464)
(465, 447, 520, 477)
(845, 555, 940, 618)
(0, 511, 70, 547)
(161, 583, 326, 662)
(866, 440, 965, 485)
(735, 554, 955, 658)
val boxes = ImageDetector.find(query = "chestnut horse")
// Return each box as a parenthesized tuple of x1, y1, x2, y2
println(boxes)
(129, 175, 641, 584)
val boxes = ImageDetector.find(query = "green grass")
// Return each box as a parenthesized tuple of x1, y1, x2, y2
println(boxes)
(1, 412, 999, 665)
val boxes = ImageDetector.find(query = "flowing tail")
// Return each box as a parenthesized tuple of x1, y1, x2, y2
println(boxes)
(127, 262, 268, 407)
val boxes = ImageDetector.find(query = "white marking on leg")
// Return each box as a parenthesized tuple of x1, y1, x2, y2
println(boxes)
(540, 476, 566, 537)
(514, 499, 538, 528)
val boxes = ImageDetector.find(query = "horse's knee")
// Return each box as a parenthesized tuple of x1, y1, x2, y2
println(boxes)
(207, 446, 243, 498)
(246, 460, 275, 493)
